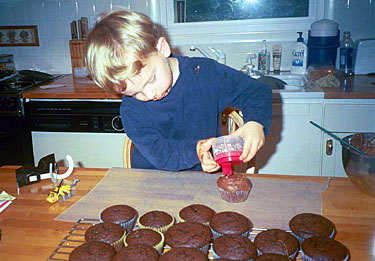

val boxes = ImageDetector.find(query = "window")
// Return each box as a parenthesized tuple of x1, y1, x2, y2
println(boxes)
(152, 0, 328, 36)
(174, 0, 310, 23)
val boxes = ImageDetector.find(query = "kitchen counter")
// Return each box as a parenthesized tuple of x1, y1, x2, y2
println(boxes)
(0, 166, 374, 260)
(22, 74, 375, 100)
(22, 75, 122, 100)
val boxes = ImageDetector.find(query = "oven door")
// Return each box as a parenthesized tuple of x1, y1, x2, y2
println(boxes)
(31, 131, 125, 168)
(0, 115, 32, 166)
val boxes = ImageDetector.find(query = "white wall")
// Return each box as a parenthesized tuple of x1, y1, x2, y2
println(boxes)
(0, 0, 374, 74)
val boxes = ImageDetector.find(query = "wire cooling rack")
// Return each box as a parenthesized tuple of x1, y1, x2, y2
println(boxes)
(48, 218, 302, 260)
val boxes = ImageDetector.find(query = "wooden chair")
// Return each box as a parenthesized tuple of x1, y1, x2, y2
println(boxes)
(122, 108, 249, 169)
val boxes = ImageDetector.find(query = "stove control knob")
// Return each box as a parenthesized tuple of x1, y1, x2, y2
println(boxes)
(112, 115, 124, 131)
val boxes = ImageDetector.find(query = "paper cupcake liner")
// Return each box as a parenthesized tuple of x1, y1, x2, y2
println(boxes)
(111, 231, 127, 252)
(124, 229, 165, 255)
(177, 213, 210, 226)
(136, 215, 175, 234)
(210, 227, 249, 240)
(218, 188, 250, 203)
(257, 247, 299, 260)
(301, 249, 349, 261)
(99, 214, 138, 234)
(292, 227, 336, 244)
(198, 242, 210, 255)
(212, 248, 255, 261)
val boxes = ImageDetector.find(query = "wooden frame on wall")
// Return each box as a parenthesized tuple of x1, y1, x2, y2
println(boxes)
(0, 25, 39, 46)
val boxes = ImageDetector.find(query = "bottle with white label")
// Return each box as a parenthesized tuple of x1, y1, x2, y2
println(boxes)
(291, 32, 308, 74)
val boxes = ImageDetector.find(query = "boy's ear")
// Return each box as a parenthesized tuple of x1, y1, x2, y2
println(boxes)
(156, 37, 171, 57)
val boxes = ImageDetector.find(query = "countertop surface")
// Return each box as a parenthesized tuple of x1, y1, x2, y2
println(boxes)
(0, 166, 374, 260)
(22, 74, 375, 100)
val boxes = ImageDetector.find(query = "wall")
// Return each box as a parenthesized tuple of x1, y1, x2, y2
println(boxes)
(0, 0, 374, 74)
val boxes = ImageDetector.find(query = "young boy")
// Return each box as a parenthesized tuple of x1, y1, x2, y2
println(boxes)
(85, 8, 272, 173)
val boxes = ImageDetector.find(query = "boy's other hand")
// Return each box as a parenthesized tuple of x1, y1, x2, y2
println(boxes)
(232, 121, 265, 163)
(196, 138, 221, 173)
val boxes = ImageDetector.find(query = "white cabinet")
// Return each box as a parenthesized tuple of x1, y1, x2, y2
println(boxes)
(256, 100, 323, 176)
(321, 100, 375, 177)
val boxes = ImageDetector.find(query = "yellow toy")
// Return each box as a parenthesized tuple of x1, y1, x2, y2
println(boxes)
(46, 178, 79, 203)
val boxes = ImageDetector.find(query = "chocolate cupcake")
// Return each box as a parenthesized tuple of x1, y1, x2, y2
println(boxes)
(212, 234, 257, 260)
(100, 204, 138, 233)
(69, 241, 115, 261)
(301, 236, 350, 261)
(254, 229, 299, 259)
(84, 222, 126, 252)
(254, 253, 289, 260)
(137, 210, 175, 233)
(178, 204, 216, 225)
(124, 228, 165, 254)
(217, 173, 252, 203)
(289, 213, 335, 243)
(112, 244, 159, 261)
(165, 221, 213, 254)
(210, 211, 252, 239)
(160, 247, 208, 261)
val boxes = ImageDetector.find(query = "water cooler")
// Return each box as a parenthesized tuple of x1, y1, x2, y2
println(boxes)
(307, 19, 340, 67)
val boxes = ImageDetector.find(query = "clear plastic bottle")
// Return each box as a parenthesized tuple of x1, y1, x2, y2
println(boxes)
(339, 31, 354, 75)
(258, 40, 270, 73)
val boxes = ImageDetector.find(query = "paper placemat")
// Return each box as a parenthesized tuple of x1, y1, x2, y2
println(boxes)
(56, 168, 328, 230)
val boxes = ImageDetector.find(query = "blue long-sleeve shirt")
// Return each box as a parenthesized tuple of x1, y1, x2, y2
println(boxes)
(120, 55, 272, 171)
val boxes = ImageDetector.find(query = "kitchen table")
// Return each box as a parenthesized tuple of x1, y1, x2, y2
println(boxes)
(0, 166, 374, 260)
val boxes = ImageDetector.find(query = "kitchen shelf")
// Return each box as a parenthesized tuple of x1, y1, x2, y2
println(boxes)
(48, 218, 303, 260)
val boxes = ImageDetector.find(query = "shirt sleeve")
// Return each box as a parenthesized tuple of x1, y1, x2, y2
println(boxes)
(214, 61, 273, 135)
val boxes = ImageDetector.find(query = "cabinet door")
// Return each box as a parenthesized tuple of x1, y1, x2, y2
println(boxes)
(256, 102, 322, 175)
(321, 103, 375, 177)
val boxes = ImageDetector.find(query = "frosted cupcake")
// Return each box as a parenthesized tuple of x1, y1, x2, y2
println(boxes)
(217, 173, 252, 203)
(100, 204, 138, 233)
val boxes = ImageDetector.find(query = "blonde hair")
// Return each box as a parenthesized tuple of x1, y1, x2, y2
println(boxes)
(85, 8, 158, 91)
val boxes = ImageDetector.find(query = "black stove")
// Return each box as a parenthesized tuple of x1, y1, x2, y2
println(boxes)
(0, 70, 62, 166)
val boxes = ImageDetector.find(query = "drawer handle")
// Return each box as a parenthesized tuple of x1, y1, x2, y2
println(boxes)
(326, 139, 333, 155)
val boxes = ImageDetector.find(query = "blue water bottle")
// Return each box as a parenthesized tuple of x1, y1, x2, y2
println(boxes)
(339, 31, 354, 75)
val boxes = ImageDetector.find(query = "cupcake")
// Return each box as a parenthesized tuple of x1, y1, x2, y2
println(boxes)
(164, 222, 213, 255)
(124, 228, 165, 254)
(137, 210, 175, 233)
(212, 234, 257, 260)
(301, 236, 350, 261)
(160, 247, 208, 261)
(177, 204, 216, 225)
(254, 253, 289, 260)
(69, 241, 116, 261)
(289, 213, 335, 243)
(210, 211, 252, 239)
(217, 173, 252, 203)
(112, 244, 159, 261)
(100, 204, 138, 233)
(254, 229, 299, 259)
(84, 222, 126, 252)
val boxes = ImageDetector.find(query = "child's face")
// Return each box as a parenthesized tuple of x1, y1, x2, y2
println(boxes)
(121, 52, 173, 101)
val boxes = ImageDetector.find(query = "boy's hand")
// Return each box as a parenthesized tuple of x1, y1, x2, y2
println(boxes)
(196, 138, 220, 173)
(232, 121, 265, 162)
